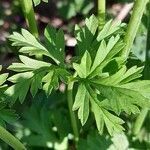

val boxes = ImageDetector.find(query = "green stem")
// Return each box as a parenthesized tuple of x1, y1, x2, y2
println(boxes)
(20, 0, 39, 37)
(0, 125, 26, 150)
(98, 0, 106, 30)
(132, 1, 150, 135)
(121, 0, 149, 59)
(19, 0, 42, 59)
(67, 82, 79, 142)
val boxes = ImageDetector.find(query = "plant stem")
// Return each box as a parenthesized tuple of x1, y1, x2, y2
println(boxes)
(0, 125, 26, 150)
(132, 1, 150, 135)
(121, 0, 149, 59)
(67, 82, 79, 142)
(19, 0, 42, 59)
(20, 0, 39, 38)
(98, 0, 106, 30)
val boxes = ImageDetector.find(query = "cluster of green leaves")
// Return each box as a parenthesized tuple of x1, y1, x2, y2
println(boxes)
(73, 15, 150, 135)
(6, 27, 70, 104)
(7, 15, 150, 137)
(57, 0, 94, 19)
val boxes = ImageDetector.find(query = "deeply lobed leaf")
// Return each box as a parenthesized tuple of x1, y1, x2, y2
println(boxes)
(72, 15, 150, 135)
(9, 28, 65, 65)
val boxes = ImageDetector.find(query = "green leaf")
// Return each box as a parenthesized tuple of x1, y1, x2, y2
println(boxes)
(87, 85, 124, 135)
(85, 15, 99, 36)
(0, 67, 18, 127)
(9, 29, 62, 64)
(0, 67, 8, 91)
(42, 67, 70, 96)
(8, 55, 51, 72)
(93, 66, 127, 85)
(75, 15, 98, 56)
(0, 104, 18, 127)
(30, 73, 43, 97)
(0, 108, 18, 126)
(97, 20, 126, 41)
(0, 65, 8, 88)
(6, 53, 69, 102)
(57, 1, 76, 19)
(5, 70, 47, 104)
(90, 64, 149, 115)
(78, 131, 112, 150)
(120, 81, 150, 99)
(72, 15, 150, 136)
(57, 0, 93, 19)
(73, 83, 86, 111)
(42, 70, 59, 96)
(0, 73, 8, 86)
(73, 83, 89, 125)
(120, 66, 143, 83)
(33, 0, 40, 6)
(73, 51, 92, 78)
(6, 55, 54, 103)
(92, 65, 141, 86)
(91, 100, 124, 135)
(56, 68, 71, 84)
(5, 70, 46, 104)
(21, 99, 70, 148)
(44, 26, 65, 65)
(5, 72, 32, 104)
(89, 35, 122, 77)
(9, 29, 47, 54)
(91, 98, 104, 134)
(33, 0, 48, 6)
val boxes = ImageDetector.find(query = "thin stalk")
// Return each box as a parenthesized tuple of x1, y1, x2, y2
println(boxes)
(121, 0, 149, 59)
(19, 0, 42, 59)
(98, 0, 106, 30)
(0, 125, 26, 150)
(133, 1, 150, 135)
(20, 0, 39, 38)
(67, 82, 79, 142)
